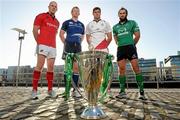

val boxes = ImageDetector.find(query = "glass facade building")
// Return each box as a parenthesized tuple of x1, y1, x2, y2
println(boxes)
(111, 58, 157, 83)
(165, 51, 180, 80)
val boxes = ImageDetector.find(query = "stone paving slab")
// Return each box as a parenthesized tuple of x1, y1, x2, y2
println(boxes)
(0, 87, 180, 120)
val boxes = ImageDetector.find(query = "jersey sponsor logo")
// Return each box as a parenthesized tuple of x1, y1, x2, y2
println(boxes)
(46, 22, 58, 29)
(119, 28, 127, 32)
(118, 32, 128, 36)
(68, 22, 83, 29)
(69, 24, 83, 29)
(117, 28, 128, 36)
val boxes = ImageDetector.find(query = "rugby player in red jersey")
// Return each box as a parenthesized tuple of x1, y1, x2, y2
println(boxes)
(32, 1, 59, 99)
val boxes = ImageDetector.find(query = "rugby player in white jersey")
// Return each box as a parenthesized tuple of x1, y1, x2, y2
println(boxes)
(86, 7, 112, 96)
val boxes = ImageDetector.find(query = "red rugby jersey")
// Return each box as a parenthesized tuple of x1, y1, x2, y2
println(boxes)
(34, 12, 59, 48)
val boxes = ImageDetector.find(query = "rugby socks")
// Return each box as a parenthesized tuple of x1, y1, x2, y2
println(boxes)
(73, 73, 79, 87)
(64, 72, 79, 91)
(119, 75, 126, 93)
(64, 72, 66, 86)
(46, 72, 54, 92)
(32, 70, 41, 91)
(136, 73, 144, 92)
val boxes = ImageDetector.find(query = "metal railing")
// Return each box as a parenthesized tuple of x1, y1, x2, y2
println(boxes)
(0, 66, 180, 88)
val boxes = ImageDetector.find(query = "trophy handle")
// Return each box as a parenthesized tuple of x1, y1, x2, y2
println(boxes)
(74, 55, 88, 101)
(100, 54, 114, 100)
(64, 53, 74, 100)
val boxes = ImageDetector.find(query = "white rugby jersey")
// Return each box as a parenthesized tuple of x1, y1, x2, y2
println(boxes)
(86, 19, 112, 52)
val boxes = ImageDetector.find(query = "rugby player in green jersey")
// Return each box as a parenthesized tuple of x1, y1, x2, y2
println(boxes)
(113, 7, 146, 100)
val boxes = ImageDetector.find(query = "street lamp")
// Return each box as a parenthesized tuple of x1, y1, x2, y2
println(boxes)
(11, 28, 27, 87)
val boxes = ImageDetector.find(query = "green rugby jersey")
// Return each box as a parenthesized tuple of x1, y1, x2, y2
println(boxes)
(113, 20, 140, 47)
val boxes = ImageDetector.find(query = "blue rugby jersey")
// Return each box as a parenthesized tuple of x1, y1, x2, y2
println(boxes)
(61, 19, 85, 44)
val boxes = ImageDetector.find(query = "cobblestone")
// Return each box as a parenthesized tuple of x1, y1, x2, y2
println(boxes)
(0, 87, 180, 120)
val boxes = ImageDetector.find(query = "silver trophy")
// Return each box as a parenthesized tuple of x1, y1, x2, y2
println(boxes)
(73, 51, 113, 119)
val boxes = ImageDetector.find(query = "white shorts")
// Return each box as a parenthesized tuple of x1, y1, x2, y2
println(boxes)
(36, 44, 56, 59)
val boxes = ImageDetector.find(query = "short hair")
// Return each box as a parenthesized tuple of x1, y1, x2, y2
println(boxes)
(71, 6, 79, 13)
(49, 1, 57, 6)
(118, 7, 128, 15)
(93, 7, 101, 12)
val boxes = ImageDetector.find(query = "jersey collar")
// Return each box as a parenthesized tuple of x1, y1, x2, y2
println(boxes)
(47, 12, 55, 19)
(71, 18, 78, 22)
(93, 19, 101, 22)
(119, 19, 128, 25)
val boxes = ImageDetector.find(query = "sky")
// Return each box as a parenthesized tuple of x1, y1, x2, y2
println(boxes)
(0, 0, 180, 68)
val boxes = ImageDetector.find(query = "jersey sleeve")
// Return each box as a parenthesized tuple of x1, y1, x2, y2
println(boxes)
(34, 14, 44, 26)
(61, 21, 68, 32)
(132, 21, 140, 32)
(105, 21, 112, 33)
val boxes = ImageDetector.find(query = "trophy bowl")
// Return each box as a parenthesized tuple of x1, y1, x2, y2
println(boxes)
(74, 51, 113, 119)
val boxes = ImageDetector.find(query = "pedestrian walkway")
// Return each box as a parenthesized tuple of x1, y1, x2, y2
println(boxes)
(0, 87, 180, 120)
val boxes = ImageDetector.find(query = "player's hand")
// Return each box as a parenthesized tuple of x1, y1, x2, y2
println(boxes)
(88, 44, 94, 51)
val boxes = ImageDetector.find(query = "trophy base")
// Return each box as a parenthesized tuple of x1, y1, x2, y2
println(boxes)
(80, 105, 106, 119)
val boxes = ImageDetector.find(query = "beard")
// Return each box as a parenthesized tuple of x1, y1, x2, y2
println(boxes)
(120, 16, 127, 22)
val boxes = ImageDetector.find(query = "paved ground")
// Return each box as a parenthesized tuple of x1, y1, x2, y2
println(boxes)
(0, 87, 180, 120)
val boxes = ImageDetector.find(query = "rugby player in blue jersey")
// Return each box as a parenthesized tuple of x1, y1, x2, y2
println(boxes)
(60, 6, 85, 98)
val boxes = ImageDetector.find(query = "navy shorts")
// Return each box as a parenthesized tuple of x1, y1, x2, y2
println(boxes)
(62, 42, 81, 60)
(117, 44, 138, 61)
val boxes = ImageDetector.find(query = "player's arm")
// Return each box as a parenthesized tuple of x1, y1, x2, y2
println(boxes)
(81, 24, 85, 43)
(59, 30, 66, 44)
(86, 34, 91, 45)
(86, 23, 91, 45)
(112, 25, 118, 45)
(113, 35, 118, 45)
(106, 32, 112, 45)
(134, 31, 140, 45)
(133, 21, 140, 45)
(33, 25, 40, 43)
(105, 22, 112, 45)
(81, 35, 84, 43)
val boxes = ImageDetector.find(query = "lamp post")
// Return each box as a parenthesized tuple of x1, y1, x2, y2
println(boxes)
(12, 28, 27, 87)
